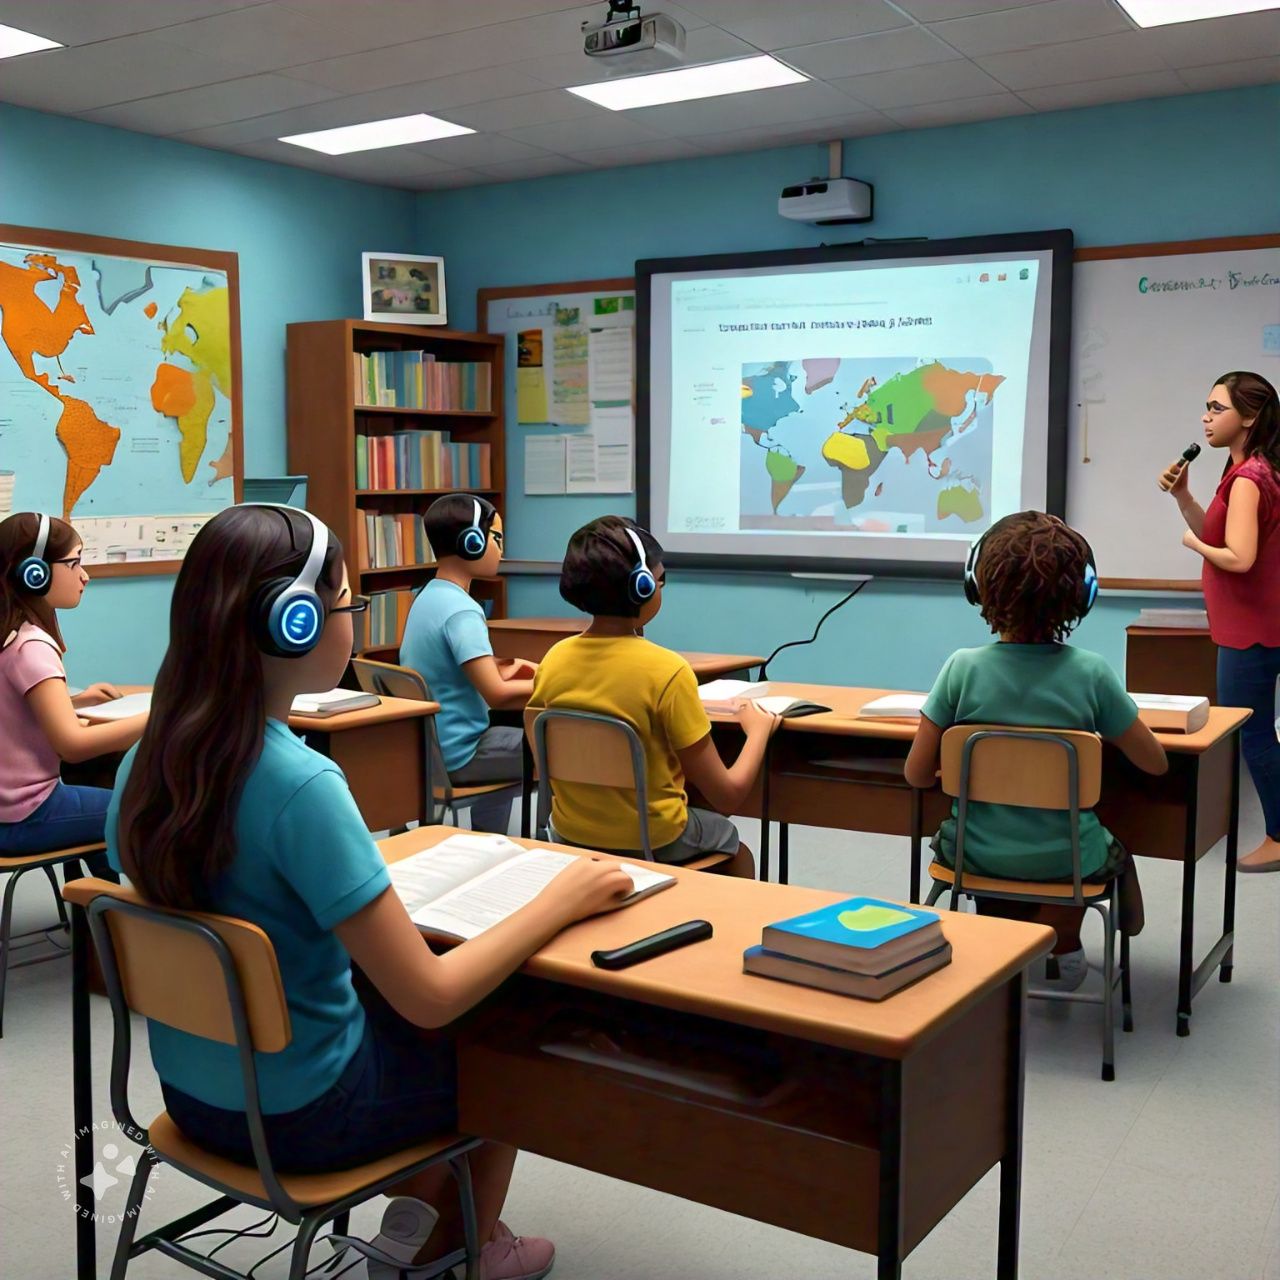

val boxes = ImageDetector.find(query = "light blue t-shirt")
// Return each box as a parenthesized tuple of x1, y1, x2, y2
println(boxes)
(400, 579, 492, 772)
(106, 720, 391, 1114)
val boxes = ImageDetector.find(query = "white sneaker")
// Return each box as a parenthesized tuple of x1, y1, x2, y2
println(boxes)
(366, 1197, 440, 1278)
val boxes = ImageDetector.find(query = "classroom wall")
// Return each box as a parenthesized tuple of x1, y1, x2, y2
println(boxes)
(1, 102, 417, 684)
(417, 84, 1279, 686)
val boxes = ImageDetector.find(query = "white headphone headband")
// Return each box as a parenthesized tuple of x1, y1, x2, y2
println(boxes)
(623, 526, 648, 572)
(471, 498, 481, 528)
(238, 503, 328, 590)
(32, 513, 50, 562)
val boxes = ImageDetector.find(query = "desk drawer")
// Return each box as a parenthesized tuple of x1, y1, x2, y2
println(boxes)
(458, 981, 884, 1252)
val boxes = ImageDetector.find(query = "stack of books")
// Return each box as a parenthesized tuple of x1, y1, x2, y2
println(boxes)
(355, 431, 491, 490)
(743, 897, 951, 1000)
(354, 350, 492, 412)
(1133, 608, 1209, 629)
(859, 692, 926, 720)
(358, 510, 436, 570)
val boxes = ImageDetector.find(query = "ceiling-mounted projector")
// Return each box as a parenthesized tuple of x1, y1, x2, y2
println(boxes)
(778, 177, 874, 225)
(582, 1, 686, 73)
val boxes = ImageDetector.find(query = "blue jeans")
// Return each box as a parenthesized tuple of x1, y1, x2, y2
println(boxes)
(0, 782, 112, 872)
(1217, 644, 1280, 838)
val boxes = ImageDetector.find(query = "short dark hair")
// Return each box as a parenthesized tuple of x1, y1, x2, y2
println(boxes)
(977, 511, 1093, 643)
(423, 493, 496, 559)
(560, 516, 663, 619)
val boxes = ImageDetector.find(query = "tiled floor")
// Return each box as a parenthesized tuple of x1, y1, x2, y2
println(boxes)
(2, 793, 1277, 1279)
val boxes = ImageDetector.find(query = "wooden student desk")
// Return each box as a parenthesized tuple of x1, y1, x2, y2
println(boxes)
(488, 617, 763, 681)
(114, 686, 439, 833)
(382, 825, 1055, 1280)
(706, 684, 1248, 1038)
(1126, 625, 1217, 702)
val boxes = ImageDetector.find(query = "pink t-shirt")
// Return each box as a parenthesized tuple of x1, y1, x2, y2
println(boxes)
(0, 622, 65, 822)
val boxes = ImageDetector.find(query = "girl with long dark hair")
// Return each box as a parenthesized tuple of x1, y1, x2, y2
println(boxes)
(109, 504, 631, 1278)
(1160, 371, 1280, 872)
(0, 512, 146, 858)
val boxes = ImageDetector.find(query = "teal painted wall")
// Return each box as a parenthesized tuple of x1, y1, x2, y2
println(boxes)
(1, 103, 416, 685)
(417, 85, 1279, 686)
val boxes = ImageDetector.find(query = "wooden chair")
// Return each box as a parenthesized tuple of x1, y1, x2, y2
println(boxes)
(351, 658, 521, 828)
(0, 841, 105, 1037)
(924, 725, 1132, 1081)
(525, 707, 736, 872)
(61, 876, 481, 1280)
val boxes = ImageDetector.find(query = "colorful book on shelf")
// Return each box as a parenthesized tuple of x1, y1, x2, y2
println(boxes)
(354, 350, 493, 411)
(761, 898, 943, 973)
(743, 940, 952, 1001)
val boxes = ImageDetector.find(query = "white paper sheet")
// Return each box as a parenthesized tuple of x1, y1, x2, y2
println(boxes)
(587, 327, 633, 402)
(524, 435, 568, 494)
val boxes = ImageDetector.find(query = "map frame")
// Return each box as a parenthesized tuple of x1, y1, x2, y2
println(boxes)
(0, 221, 243, 578)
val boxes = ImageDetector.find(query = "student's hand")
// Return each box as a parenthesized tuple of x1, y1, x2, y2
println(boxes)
(736, 699, 781, 739)
(1158, 460, 1189, 497)
(549, 855, 635, 924)
(72, 682, 122, 708)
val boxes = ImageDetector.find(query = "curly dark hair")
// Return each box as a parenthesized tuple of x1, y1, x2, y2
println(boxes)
(976, 511, 1094, 643)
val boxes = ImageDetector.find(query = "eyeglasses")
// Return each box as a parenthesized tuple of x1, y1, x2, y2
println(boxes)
(52, 557, 82, 572)
(490, 529, 504, 548)
(1206, 401, 1232, 416)
(331, 594, 370, 616)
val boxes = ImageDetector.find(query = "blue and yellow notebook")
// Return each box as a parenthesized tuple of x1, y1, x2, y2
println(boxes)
(762, 898, 942, 974)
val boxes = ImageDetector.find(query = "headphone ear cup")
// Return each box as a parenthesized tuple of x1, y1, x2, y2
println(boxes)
(628, 566, 657, 605)
(962, 537, 983, 606)
(1079, 561, 1099, 618)
(458, 526, 487, 561)
(16, 556, 52, 597)
(253, 577, 317, 657)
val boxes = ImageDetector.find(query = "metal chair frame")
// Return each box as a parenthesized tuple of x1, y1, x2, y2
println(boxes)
(925, 729, 1133, 1081)
(84, 892, 481, 1280)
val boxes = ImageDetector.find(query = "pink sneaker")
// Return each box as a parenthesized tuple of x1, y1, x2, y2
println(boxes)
(477, 1220, 555, 1280)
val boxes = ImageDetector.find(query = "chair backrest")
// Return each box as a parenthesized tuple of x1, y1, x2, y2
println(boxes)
(351, 656, 430, 703)
(62, 877, 302, 1217)
(940, 724, 1102, 809)
(524, 708, 653, 858)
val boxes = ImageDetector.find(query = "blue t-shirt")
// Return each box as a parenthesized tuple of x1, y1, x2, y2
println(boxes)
(921, 643, 1138, 881)
(400, 579, 492, 772)
(106, 720, 391, 1115)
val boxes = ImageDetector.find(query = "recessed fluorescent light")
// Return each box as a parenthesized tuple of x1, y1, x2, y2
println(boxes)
(280, 113, 473, 155)
(0, 22, 62, 58)
(567, 55, 808, 111)
(1115, 0, 1279, 26)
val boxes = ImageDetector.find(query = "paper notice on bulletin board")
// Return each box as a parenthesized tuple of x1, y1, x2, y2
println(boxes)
(515, 328, 548, 424)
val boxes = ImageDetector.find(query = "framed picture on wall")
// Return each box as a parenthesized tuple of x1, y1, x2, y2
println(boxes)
(361, 251, 447, 325)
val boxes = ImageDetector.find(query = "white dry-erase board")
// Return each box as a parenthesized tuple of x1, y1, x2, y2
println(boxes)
(1066, 235, 1280, 589)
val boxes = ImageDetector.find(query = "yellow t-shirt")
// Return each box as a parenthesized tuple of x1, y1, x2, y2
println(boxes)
(528, 634, 711, 851)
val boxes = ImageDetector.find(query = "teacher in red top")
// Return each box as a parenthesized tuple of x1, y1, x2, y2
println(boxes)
(1160, 371, 1280, 873)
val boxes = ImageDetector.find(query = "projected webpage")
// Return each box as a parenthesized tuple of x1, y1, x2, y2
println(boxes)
(660, 258, 1044, 554)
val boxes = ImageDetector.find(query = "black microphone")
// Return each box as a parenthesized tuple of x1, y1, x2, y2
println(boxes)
(1173, 442, 1201, 473)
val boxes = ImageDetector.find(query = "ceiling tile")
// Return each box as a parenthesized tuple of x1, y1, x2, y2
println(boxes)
(892, 0, 1060, 19)
(832, 58, 1005, 109)
(625, 80, 865, 138)
(778, 27, 961, 81)
(158, 2, 384, 73)
(0, 31, 256, 113)
(237, 136, 456, 184)
(1176, 55, 1280, 91)
(78, 73, 338, 135)
(885, 92, 1034, 129)
(927, 0, 1131, 59)
(516, 24, 756, 89)
(681, 0, 908, 51)
(1139, 10, 1280, 69)
(502, 111, 668, 154)
(474, 155, 592, 181)
(442, 89, 600, 132)
(278, 0, 604, 45)
(1018, 69, 1186, 111)
(284, 5, 612, 92)
(976, 31, 1170, 90)
(410, 133, 556, 167)
(574, 138, 708, 166)
(0, 0, 267, 45)
(409, 168, 492, 192)
(690, 109, 899, 154)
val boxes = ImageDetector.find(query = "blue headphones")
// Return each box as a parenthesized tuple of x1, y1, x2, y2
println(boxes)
(15, 513, 52, 597)
(247, 504, 330, 658)
(963, 512, 1098, 619)
(456, 498, 488, 561)
(623, 525, 657, 606)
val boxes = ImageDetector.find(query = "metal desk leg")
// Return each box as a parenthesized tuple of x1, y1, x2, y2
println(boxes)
(72, 904, 96, 1280)
(998, 972, 1027, 1280)
(759, 736, 772, 883)
(778, 823, 790, 885)
(1221, 738, 1240, 983)
(876, 1061, 904, 1280)
(1177, 784, 1199, 1037)
(909, 788, 923, 904)
(520, 738, 533, 840)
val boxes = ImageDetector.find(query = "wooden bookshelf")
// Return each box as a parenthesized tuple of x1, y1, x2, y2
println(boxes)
(286, 319, 507, 659)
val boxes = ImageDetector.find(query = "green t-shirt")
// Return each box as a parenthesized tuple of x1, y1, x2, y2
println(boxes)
(921, 643, 1138, 881)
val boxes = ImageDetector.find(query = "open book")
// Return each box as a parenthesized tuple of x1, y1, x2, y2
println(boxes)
(79, 691, 152, 722)
(388, 833, 675, 941)
(858, 692, 927, 720)
(290, 689, 380, 717)
(1131, 693, 1209, 733)
(697, 680, 829, 719)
